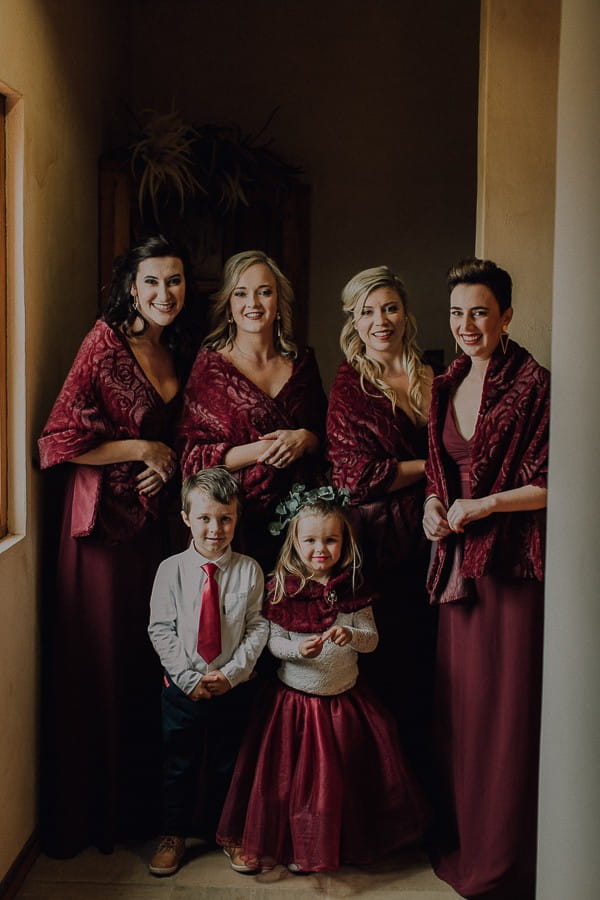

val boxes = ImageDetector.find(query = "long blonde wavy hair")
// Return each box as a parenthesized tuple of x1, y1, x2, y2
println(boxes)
(203, 250, 298, 359)
(339, 265, 430, 421)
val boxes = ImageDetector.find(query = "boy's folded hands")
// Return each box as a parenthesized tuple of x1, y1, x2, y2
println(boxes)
(188, 670, 231, 700)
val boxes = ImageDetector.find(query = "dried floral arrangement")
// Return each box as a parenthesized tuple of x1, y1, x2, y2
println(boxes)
(129, 107, 302, 224)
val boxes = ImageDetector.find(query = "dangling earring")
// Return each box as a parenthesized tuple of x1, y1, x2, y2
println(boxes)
(500, 330, 510, 354)
(276, 311, 282, 343)
(455, 339, 460, 354)
(227, 314, 235, 345)
(128, 291, 146, 336)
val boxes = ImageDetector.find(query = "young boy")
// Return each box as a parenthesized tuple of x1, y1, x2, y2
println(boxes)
(148, 467, 268, 876)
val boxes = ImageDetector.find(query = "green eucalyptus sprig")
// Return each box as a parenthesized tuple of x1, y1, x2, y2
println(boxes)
(268, 484, 351, 536)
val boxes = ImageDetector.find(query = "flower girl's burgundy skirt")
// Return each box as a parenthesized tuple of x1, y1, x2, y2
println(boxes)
(217, 679, 428, 872)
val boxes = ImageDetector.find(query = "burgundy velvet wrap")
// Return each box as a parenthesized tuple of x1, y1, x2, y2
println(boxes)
(177, 347, 327, 566)
(38, 320, 176, 542)
(426, 340, 549, 593)
(326, 361, 429, 573)
(262, 570, 375, 634)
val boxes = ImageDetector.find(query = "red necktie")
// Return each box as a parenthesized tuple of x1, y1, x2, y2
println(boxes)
(197, 563, 222, 663)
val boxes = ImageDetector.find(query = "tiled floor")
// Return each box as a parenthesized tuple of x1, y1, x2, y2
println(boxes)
(15, 840, 462, 899)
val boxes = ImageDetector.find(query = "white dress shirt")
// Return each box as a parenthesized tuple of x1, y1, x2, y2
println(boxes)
(148, 544, 268, 695)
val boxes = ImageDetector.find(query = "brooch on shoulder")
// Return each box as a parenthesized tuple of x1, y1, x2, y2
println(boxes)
(325, 589, 338, 607)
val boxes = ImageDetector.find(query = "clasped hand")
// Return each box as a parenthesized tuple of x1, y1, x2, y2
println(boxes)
(423, 496, 492, 539)
(257, 429, 313, 468)
(299, 626, 352, 658)
(136, 440, 177, 497)
(188, 670, 231, 700)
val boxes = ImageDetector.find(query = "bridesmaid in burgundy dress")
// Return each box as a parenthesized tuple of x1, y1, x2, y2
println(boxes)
(178, 250, 327, 572)
(423, 258, 549, 900)
(326, 265, 435, 779)
(38, 236, 194, 856)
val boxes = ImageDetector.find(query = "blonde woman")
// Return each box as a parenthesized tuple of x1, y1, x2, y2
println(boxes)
(326, 265, 435, 778)
(178, 250, 327, 570)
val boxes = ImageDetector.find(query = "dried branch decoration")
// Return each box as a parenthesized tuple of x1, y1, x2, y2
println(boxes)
(129, 106, 303, 225)
(131, 109, 205, 221)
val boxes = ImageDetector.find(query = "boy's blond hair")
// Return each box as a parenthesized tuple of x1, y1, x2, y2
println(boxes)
(181, 467, 241, 515)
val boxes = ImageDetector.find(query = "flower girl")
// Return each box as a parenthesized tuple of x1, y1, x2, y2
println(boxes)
(217, 486, 428, 873)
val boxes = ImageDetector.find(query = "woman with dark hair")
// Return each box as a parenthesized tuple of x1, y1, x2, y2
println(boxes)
(178, 250, 327, 571)
(326, 265, 435, 780)
(38, 235, 193, 857)
(423, 258, 549, 900)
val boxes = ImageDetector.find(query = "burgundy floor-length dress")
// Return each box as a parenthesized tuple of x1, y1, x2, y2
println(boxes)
(431, 406, 544, 900)
(178, 347, 327, 571)
(38, 321, 182, 857)
(327, 362, 436, 780)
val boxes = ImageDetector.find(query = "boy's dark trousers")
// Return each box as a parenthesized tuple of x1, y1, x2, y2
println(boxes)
(160, 673, 257, 837)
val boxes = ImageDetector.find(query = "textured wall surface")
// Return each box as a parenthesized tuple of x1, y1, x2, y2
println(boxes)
(0, 0, 125, 880)
(477, 0, 560, 368)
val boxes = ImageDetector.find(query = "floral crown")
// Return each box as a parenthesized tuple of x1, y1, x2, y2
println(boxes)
(268, 483, 351, 536)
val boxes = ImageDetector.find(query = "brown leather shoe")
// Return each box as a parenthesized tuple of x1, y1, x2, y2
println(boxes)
(148, 835, 186, 876)
(222, 845, 261, 874)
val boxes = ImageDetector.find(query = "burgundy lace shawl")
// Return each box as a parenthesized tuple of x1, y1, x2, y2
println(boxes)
(38, 320, 178, 542)
(263, 570, 374, 634)
(426, 340, 549, 590)
(326, 361, 428, 570)
(178, 346, 327, 518)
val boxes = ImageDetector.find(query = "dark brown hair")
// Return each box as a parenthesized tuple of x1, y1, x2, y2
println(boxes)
(447, 257, 513, 313)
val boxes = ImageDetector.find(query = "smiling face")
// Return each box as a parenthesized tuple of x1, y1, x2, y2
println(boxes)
(130, 256, 186, 332)
(294, 512, 344, 582)
(181, 489, 238, 560)
(450, 283, 513, 361)
(353, 286, 406, 361)
(229, 262, 278, 340)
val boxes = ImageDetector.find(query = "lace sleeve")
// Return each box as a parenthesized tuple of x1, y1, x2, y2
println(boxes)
(268, 621, 304, 660)
(347, 606, 379, 654)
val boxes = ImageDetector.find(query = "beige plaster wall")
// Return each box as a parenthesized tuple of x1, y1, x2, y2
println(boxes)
(0, 0, 125, 880)
(538, 0, 600, 896)
(476, 0, 560, 368)
(128, 0, 480, 387)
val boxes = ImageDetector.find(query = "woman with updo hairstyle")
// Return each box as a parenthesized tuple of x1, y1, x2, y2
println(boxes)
(38, 234, 194, 857)
(178, 250, 327, 571)
(326, 265, 436, 780)
(423, 258, 549, 899)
